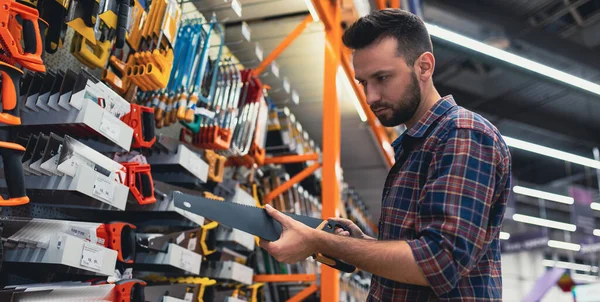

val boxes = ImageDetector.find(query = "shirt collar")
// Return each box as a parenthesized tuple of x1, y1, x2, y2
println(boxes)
(391, 95, 456, 151)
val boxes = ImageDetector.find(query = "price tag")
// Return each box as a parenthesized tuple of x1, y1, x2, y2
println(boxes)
(187, 237, 197, 251)
(231, 0, 242, 17)
(241, 22, 251, 42)
(93, 174, 116, 203)
(180, 249, 195, 273)
(283, 78, 291, 93)
(81, 243, 104, 271)
(187, 152, 206, 181)
(99, 115, 121, 143)
(255, 44, 263, 61)
(122, 268, 133, 279)
(184, 293, 194, 301)
(292, 90, 300, 105)
(271, 61, 280, 78)
(176, 232, 185, 244)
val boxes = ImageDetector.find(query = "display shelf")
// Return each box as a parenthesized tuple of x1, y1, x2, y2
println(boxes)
(201, 261, 254, 285)
(145, 283, 200, 301)
(135, 243, 202, 275)
(191, 0, 242, 22)
(0, 283, 116, 301)
(5, 100, 133, 151)
(148, 135, 209, 184)
(216, 226, 256, 252)
(4, 233, 118, 276)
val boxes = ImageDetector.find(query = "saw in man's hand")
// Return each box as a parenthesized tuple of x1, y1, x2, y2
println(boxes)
(172, 191, 357, 273)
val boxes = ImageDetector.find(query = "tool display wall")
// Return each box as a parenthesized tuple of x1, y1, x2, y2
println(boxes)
(0, 0, 376, 301)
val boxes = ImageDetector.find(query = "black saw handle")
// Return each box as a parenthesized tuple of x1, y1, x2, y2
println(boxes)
(314, 220, 357, 273)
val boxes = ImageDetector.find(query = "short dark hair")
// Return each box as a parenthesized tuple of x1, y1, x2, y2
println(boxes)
(342, 9, 433, 66)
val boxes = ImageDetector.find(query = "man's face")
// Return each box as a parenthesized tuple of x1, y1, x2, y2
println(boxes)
(353, 37, 421, 127)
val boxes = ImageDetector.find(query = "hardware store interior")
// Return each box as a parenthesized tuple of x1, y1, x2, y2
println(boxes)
(0, 0, 599, 301)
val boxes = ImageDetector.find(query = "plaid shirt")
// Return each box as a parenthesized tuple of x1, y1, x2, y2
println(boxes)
(367, 96, 512, 301)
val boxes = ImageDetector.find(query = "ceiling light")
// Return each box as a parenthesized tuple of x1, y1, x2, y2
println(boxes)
(594, 229, 600, 237)
(338, 66, 367, 122)
(303, 0, 320, 22)
(425, 23, 600, 96)
(512, 214, 577, 232)
(542, 259, 596, 272)
(548, 240, 581, 252)
(513, 186, 574, 205)
(502, 136, 600, 170)
(499, 231, 510, 240)
(591, 203, 600, 211)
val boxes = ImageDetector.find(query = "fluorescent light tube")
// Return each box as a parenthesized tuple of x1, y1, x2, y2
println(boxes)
(512, 214, 576, 232)
(593, 229, 600, 237)
(499, 231, 510, 240)
(513, 186, 574, 205)
(592, 203, 600, 211)
(542, 259, 597, 272)
(425, 23, 600, 96)
(338, 66, 367, 122)
(502, 136, 600, 170)
(547, 240, 581, 252)
(303, 0, 320, 22)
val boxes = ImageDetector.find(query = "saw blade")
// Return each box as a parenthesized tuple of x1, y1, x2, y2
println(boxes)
(172, 191, 324, 242)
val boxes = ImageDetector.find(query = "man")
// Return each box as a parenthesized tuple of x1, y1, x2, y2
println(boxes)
(259, 9, 512, 301)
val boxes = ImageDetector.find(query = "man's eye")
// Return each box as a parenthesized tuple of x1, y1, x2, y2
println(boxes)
(377, 76, 388, 82)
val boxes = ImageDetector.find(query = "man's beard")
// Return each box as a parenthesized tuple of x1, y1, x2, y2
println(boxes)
(370, 72, 421, 127)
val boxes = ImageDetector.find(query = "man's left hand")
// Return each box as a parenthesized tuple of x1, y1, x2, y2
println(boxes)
(259, 204, 318, 263)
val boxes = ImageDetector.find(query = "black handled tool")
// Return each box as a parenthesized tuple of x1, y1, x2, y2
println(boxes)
(173, 192, 357, 273)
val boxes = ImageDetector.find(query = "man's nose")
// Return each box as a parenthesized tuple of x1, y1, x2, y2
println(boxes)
(365, 86, 381, 106)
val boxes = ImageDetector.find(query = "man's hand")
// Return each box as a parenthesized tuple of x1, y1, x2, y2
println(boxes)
(259, 204, 318, 263)
(328, 217, 376, 240)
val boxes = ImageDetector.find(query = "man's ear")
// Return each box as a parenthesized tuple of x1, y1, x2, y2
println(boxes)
(415, 52, 435, 81)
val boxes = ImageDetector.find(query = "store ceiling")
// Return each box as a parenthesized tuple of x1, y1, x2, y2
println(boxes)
(198, 0, 600, 223)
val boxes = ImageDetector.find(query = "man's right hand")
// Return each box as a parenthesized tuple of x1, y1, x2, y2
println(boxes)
(328, 217, 376, 240)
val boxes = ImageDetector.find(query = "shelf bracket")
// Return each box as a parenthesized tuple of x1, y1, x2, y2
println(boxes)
(263, 153, 319, 165)
(263, 162, 321, 205)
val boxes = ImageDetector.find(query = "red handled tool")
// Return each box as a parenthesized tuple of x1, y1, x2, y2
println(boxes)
(121, 162, 156, 205)
(121, 103, 156, 148)
(96, 222, 137, 263)
(92, 279, 146, 302)
(0, 0, 45, 72)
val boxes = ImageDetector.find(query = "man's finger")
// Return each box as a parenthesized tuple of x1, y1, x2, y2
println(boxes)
(264, 204, 291, 227)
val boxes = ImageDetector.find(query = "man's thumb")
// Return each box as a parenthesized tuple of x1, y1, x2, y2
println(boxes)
(265, 204, 289, 225)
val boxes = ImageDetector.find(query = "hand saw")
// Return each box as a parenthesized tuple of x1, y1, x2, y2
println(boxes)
(172, 192, 357, 273)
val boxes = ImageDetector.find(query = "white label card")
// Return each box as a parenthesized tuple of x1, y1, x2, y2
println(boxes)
(283, 78, 291, 93)
(176, 233, 185, 244)
(81, 243, 104, 271)
(187, 237, 197, 251)
(184, 293, 194, 301)
(241, 22, 251, 41)
(93, 174, 116, 203)
(271, 62, 280, 78)
(99, 114, 121, 143)
(292, 90, 299, 105)
(180, 249, 195, 273)
(255, 44, 263, 61)
(231, 0, 242, 17)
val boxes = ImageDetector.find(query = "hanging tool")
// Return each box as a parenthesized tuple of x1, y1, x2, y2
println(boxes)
(121, 161, 155, 205)
(0, 0, 45, 72)
(0, 141, 28, 206)
(96, 222, 137, 263)
(121, 103, 156, 148)
(203, 149, 226, 183)
(173, 192, 357, 273)
(66, 0, 100, 45)
(71, 0, 119, 69)
(37, 0, 70, 54)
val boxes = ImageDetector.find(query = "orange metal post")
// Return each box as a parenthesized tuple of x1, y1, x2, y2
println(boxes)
(390, 0, 400, 8)
(263, 163, 321, 205)
(252, 15, 314, 77)
(314, 0, 342, 301)
(375, 0, 387, 10)
(287, 284, 319, 302)
(253, 274, 317, 283)
(263, 153, 319, 165)
(341, 50, 395, 168)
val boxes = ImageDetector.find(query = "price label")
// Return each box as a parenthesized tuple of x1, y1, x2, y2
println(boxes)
(292, 90, 300, 105)
(231, 0, 242, 17)
(184, 293, 194, 301)
(241, 22, 251, 42)
(180, 249, 196, 273)
(122, 268, 133, 279)
(271, 61, 280, 78)
(99, 115, 121, 143)
(255, 44, 264, 61)
(81, 243, 104, 271)
(283, 78, 291, 93)
(176, 232, 185, 244)
(187, 237, 197, 251)
(93, 174, 116, 203)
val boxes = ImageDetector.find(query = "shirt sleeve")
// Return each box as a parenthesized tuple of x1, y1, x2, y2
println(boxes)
(406, 127, 503, 296)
